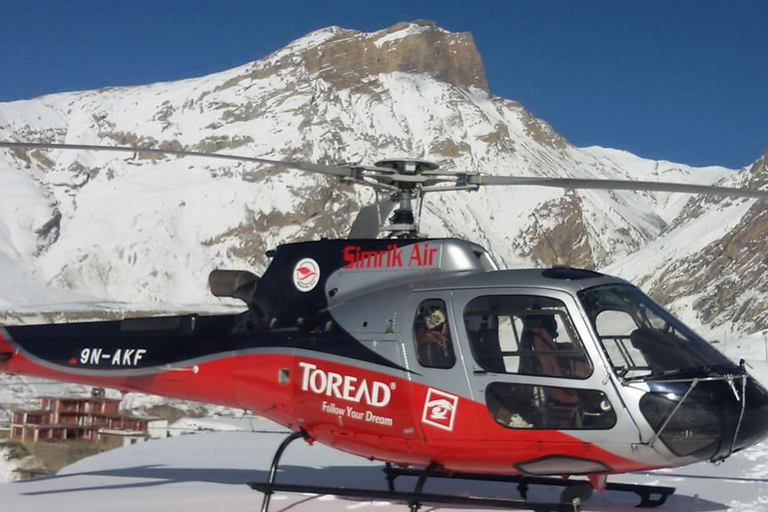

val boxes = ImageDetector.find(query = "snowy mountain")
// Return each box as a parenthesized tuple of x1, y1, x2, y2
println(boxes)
(605, 144, 768, 339)
(0, 19, 763, 343)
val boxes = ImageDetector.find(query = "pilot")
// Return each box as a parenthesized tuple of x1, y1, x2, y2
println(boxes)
(522, 313, 589, 379)
(521, 312, 597, 430)
(415, 306, 453, 367)
(523, 314, 563, 377)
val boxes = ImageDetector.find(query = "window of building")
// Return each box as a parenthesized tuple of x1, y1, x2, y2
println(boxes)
(464, 295, 591, 378)
(486, 382, 616, 430)
(412, 299, 456, 369)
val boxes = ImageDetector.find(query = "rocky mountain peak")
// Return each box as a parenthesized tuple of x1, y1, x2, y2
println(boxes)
(745, 143, 768, 188)
(238, 21, 489, 93)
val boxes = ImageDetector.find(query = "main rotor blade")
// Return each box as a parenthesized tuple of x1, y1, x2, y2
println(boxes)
(467, 175, 768, 199)
(348, 198, 397, 239)
(0, 141, 349, 178)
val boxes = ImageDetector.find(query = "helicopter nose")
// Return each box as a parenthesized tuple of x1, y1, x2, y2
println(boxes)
(730, 376, 768, 453)
(639, 375, 768, 462)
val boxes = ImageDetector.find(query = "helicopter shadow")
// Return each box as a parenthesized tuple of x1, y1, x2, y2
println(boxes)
(17, 464, 384, 495)
(16, 463, 727, 511)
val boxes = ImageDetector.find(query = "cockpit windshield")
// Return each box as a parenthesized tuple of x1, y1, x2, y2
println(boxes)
(578, 284, 733, 380)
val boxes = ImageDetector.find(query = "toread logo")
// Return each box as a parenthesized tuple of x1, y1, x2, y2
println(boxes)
(421, 388, 459, 431)
(293, 258, 320, 292)
(299, 361, 392, 407)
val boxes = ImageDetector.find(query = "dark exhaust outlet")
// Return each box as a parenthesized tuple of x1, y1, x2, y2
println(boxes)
(209, 269, 260, 305)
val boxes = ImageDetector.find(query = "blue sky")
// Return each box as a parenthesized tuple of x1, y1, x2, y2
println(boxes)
(1, 1, 766, 168)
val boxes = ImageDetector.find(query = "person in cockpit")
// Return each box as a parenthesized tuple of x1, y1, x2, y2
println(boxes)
(522, 313, 589, 381)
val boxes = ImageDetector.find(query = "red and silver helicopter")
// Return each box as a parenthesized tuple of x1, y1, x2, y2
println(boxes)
(1, 141, 768, 511)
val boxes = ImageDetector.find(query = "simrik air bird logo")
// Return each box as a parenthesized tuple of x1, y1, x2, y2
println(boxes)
(293, 258, 320, 292)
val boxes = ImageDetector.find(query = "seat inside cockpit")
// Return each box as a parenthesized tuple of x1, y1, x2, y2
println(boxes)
(464, 296, 589, 378)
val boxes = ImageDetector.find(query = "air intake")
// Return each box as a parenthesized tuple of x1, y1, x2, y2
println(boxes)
(209, 269, 260, 305)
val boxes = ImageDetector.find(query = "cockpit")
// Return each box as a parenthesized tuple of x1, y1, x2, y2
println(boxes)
(578, 283, 768, 461)
(404, 269, 768, 466)
(579, 284, 732, 381)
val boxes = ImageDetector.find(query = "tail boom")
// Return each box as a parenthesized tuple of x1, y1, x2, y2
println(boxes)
(0, 318, 244, 409)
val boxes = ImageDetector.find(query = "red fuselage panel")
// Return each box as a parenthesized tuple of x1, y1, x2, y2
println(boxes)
(0, 340, 652, 475)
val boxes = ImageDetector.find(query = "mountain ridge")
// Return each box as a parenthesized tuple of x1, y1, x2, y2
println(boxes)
(0, 20, 763, 342)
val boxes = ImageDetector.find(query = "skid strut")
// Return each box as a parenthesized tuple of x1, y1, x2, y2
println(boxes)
(257, 430, 307, 512)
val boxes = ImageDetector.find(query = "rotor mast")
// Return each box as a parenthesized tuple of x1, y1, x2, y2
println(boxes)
(374, 159, 439, 238)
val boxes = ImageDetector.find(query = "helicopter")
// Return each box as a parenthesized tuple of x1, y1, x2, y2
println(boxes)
(1, 140, 768, 512)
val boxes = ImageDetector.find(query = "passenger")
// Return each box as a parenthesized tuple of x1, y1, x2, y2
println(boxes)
(487, 386, 534, 429)
(415, 306, 453, 367)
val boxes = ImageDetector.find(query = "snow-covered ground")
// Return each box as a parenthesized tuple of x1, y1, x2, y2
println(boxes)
(0, 416, 766, 511)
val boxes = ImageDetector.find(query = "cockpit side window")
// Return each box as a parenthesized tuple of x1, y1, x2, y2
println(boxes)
(464, 295, 592, 379)
(594, 309, 651, 375)
(413, 299, 456, 369)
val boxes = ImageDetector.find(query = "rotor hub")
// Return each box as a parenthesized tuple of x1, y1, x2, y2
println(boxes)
(374, 159, 439, 175)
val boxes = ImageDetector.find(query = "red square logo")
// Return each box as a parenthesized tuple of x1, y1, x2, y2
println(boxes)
(421, 388, 459, 431)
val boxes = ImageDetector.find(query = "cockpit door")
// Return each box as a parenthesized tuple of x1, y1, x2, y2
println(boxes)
(449, 287, 637, 444)
(403, 291, 481, 441)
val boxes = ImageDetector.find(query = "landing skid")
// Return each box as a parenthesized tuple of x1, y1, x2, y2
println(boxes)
(250, 481, 579, 512)
(249, 431, 675, 512)
(386, 466, 675, 508)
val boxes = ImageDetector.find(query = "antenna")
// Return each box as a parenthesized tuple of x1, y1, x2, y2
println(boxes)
(530, 212, 562, 266)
